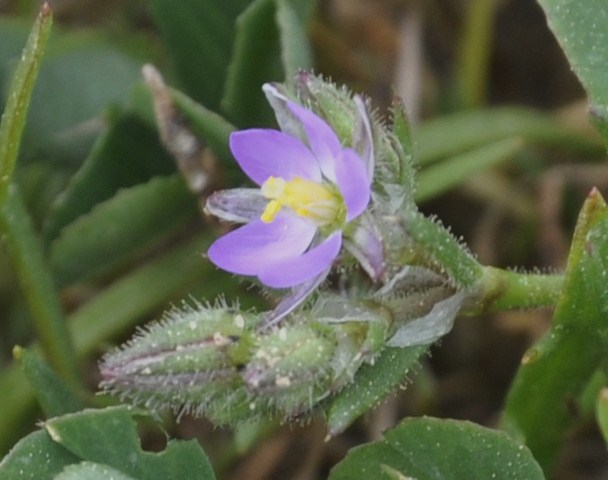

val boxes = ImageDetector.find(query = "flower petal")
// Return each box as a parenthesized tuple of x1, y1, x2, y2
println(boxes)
(207, 215, 316, 276)
(353, 95, 374, 179)
(205, 188, 267, 223)
(258, 233, 342, 288)
(262, 269, 331, 328)
(334, 147, 371, 221)
(285, 100, 342, 181)
(229, 129, 321, 185)
(262, 83, 307, 142)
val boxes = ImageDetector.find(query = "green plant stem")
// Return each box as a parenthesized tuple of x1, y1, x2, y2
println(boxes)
(471, 266, 564, 314)
(456, 0, 497, 108)
(0, 185, 80, 387)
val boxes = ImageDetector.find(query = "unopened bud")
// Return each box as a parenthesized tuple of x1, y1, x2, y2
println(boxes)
(99, 305, 258, 421)
(244, 324, 335, 415)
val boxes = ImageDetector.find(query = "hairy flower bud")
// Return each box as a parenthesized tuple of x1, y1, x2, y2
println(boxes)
(99, 296, 401, 423)
(99, 304, 258, 420)
(244, 324, 335, 414)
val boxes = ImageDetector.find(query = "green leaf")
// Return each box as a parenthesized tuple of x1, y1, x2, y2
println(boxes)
(21, 36, 142, 162)
(55, 462, 137, 480)
(16, 160, 73, 227)
(44, 407, 216, 480)
(0, 430, 79, 480)
(329, 417, 544, 480)
(14, 347, 84, 418)
(0, 20, 29, 103)
(222, 0, 283, 126)
(415, 107, 602, 167)
(170, 87, 236, 166)
(455, 0, 497, 108)
(0, 186, 79, 386)
(149, 0, 249, 111)
(596, 387, 608, 445)
(325, 346, 427, 437)
(0, 4, 52, 206)
(68, 233, 220, 353)
(222, 0, 316, 126)
(415, 137, 524, 203)
(536, 0, 608, 143)
(43, 112, 175, 243)
(49, 175, 197, 287)
(0, 407, 216, 479)
(0, 363, 35, 455)
(276, 0, 314, 79)
(502, 189, 608, 472)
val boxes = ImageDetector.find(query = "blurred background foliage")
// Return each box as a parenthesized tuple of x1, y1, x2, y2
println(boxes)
(0, 0, 607, 478)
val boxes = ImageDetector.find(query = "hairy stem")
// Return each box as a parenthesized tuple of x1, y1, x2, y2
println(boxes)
(468, 266, 564, 314)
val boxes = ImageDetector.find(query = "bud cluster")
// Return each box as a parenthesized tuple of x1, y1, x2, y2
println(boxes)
(100, 299, 393, 423)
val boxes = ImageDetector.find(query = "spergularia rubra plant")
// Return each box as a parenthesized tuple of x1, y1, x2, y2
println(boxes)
(100, 72, 478, 430)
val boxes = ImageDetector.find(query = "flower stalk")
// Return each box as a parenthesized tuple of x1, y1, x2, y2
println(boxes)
(469, 267, 564, 314)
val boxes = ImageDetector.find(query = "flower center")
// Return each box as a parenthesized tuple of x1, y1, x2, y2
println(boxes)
(260, 176, 343, 226)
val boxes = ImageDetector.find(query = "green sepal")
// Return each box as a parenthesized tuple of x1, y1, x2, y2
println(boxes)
(325, 345, 427, 437)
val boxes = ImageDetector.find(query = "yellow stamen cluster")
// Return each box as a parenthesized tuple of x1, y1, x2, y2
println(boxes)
(260, 176, 343, 226)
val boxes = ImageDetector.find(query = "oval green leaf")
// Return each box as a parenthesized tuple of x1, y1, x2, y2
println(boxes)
(330, 417, 544, 480)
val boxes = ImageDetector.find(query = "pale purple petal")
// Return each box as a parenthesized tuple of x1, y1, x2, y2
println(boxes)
(207, 215, 316, 276)
(205, 188, 267, 223)
(286, 100, 342, 181)
(262, 83, 306, 142)
(263, 83, 340, 178)
(353, 95, 374, 179)
(230, 129, 321, 185)
(334, 147, 371, 221)
(261, 268, 331, 328)
(258, 233, 342, 288)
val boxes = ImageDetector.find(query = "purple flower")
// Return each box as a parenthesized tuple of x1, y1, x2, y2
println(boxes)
(206, 85, 372, 291)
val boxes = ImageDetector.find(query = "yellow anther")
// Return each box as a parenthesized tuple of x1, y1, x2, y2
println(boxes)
(261, 176, 286, 199)
(260, 175, 343, 226)
(261, 200, 282, 223)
